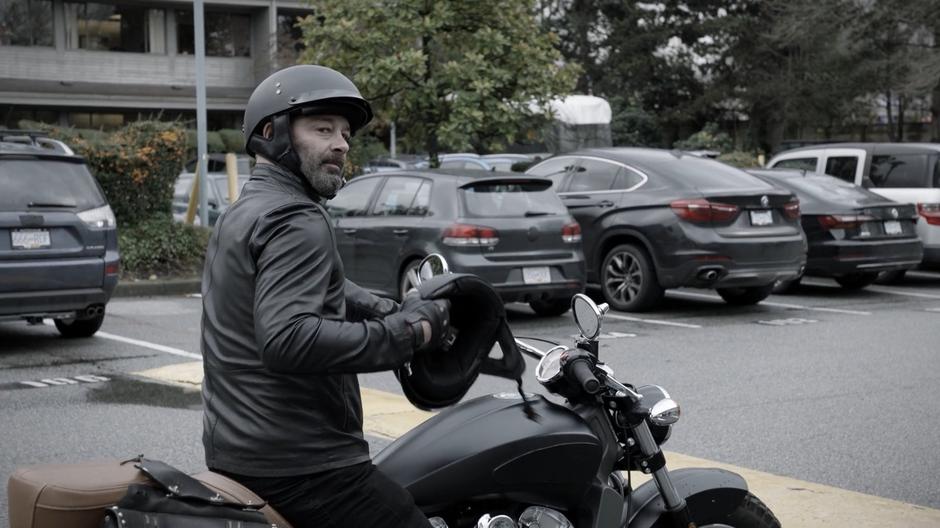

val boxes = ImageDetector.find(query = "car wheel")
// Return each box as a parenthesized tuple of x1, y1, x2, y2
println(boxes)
(835, 272, 878, 290)
(875, 269, 907, 284)
(529, 298, 570, 317)
(772, 276, 802, 294)
(399, 259, 422, 301)
(600, 244, 664, 312)
(717, 284, 774, 305)
(54, 310, 105, 338)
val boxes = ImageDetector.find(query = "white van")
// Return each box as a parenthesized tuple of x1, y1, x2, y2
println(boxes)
(767, 143, 940, 276)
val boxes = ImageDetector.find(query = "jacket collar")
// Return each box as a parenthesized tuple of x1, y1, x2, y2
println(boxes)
(251, 162, 324, 203)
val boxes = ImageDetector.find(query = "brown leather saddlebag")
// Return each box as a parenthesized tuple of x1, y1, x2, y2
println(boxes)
(7, 459, 149, 528)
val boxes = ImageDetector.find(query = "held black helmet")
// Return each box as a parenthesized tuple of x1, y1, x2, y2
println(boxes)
(396, 273, 527, 410)
(243, 65, 373, 175)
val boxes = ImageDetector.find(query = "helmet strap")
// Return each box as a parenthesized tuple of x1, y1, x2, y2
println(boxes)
(247, 113, 304, 179)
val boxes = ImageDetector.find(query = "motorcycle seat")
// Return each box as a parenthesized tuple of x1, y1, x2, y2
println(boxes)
(192, 470, 294, 528)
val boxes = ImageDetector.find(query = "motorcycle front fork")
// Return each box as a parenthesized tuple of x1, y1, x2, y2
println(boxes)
(630, 421, 695, 527)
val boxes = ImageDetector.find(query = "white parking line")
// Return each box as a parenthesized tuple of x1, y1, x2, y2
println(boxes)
(605, 313, 702, 329)
(863, 287, 940, 300)
(43, 321, 201, 360)
(667, 291, 871, 315)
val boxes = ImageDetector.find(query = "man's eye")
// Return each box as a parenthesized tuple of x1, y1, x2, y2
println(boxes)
(317, 127, 333, 134)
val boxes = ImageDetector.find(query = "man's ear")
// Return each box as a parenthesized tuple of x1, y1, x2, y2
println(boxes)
(262, 121, 273, 140)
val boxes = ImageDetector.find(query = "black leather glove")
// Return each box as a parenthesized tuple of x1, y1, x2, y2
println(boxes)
(400, 292, 450, 352)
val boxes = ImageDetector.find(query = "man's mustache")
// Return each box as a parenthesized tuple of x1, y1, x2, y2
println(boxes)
(320, 155, 345, 173)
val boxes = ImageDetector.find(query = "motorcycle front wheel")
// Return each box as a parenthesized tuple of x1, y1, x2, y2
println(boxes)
(694, 492, 781, 528)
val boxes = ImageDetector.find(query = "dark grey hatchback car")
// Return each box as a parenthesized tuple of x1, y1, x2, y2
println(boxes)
(0, 131, 119, 337)
(326, 169, 586, 316)
(527, 148, 807, 311)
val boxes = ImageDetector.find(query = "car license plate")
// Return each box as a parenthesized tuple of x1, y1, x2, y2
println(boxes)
(749, 210, 773, 226)
(884, 220, 902, 235)
(11, 229, 51, 249)
(523, 266, 551, 285)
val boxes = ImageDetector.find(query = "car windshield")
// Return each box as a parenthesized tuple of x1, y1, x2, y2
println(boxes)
(0, 158, 106, 212)
(461, 180, 567, 217)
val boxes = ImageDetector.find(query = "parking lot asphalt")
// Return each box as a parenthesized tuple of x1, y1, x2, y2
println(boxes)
(2, 270, 939, 526)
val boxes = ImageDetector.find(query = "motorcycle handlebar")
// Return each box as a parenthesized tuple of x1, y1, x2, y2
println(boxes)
(568, 358, 601, 395)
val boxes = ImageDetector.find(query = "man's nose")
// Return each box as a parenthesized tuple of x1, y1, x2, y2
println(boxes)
(332, 134, 350, 155)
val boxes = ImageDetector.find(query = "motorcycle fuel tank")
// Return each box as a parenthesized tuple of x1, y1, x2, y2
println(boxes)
(375, 393, 604, 509)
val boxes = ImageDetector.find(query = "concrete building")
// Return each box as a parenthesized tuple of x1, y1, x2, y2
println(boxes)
(0, 0, 312, 130)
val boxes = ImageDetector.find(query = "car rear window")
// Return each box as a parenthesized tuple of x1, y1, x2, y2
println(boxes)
(0, 158, 106, 212)
(461, 180, 568, 218)
(645, 155, 771, 190)
(870, 154, 938, 188)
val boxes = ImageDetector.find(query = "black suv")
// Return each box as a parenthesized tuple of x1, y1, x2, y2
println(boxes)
(0, 130, 119, 337)
(527, 148, 806, 311)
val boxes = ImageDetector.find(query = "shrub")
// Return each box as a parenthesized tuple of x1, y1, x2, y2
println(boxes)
(118, 214, 210, 278)
(673, 123, 733, 153)
(185, 130, 226, 158)
(218, 128, 245, 153)
(26, 120, 187, 226)
(346, 133, 389, 177)
(718, 151, 763, 169)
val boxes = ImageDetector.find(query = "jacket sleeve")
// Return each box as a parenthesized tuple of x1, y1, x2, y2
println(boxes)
(249, 204, 414, 374)
(344, 279, 400, 322)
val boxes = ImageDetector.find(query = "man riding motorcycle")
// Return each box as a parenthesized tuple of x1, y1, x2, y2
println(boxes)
(199, 64, 449, 528)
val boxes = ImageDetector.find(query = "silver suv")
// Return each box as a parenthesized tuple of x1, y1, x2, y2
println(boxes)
(0, 130, 119, 337)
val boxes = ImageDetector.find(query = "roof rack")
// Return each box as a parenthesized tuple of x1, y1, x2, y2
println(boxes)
(0, 129, 74, 155)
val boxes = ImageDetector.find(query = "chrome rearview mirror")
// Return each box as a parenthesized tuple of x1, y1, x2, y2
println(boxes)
(410, 253, 450, 289)
(571, 293, 609, 340)
(418, 254, 449, 283)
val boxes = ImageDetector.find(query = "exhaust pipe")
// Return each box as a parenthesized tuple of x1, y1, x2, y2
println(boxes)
(697, 269, 720, 281)
(84, 305, 105, 318)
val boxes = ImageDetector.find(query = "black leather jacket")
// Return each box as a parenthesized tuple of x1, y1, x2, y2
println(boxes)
(200, 163, 415, 477)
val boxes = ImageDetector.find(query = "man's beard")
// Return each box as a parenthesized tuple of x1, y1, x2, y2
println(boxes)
(298, 147, 345, 199)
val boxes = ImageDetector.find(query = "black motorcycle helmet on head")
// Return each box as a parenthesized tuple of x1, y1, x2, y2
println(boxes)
(242, 64, 373, 179)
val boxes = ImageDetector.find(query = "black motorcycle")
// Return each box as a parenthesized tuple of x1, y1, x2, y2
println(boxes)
(378, 255, 781, 528)
(7, 257, 781, 528)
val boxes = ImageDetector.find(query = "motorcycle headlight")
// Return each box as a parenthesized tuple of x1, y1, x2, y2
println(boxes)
(535, 346, 568, 384)
(650, 398, 681, 426)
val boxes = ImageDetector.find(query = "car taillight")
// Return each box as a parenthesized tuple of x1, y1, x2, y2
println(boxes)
(562, 222, 582, 243)
(918, 203, 940, 226)
(670, 199, 739, 224)
(105, 261, 120, 275)
(442, 224, 499, 246)
(77, 205, 116, 228)
(783, 199, 800, 220)
(818, 214, 873, 230)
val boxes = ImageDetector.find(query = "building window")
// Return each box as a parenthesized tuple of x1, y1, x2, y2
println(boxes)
(69, 112, 126, 130)
(64, 2, 152, 52)
(0, 0, 53, 46)
(177, 10, 251, 57)
(277, 12, 306, 66)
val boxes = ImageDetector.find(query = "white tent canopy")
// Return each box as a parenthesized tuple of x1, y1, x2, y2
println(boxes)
(549, 95, 612, 126)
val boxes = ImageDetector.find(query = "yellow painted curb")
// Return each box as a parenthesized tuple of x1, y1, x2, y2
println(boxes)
(132, 362, 433, 438)
(135, 362, 940, 527)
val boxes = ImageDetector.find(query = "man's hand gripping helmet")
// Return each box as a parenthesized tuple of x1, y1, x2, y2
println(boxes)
(242, 65, 373, 177)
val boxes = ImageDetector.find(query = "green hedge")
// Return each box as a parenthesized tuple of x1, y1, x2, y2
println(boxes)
(26, 120, 187, 226)
(118, 214, 210, 278)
